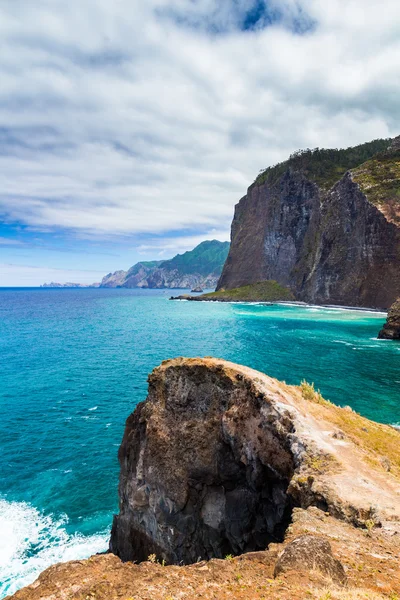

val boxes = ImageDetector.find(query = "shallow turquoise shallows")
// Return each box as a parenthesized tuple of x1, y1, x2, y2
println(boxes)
(0, 288, 399, 596)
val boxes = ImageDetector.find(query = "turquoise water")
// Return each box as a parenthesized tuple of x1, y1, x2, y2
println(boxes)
(0, 288, 399, 596)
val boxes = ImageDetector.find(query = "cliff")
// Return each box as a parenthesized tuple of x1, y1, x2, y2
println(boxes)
(9, 358, 400, 600)
(218, 138, 400, 309)
(378, 297, 400, 339)
(101, 240, 230, 290)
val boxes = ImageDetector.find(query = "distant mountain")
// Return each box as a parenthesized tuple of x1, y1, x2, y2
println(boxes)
(41, 282, 100, 288)
(101, 240, 230, 289)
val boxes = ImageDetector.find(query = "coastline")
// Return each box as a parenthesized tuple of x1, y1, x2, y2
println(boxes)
(171, 295, 388, 315)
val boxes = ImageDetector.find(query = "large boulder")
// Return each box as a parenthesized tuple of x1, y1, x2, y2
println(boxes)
(378, 298, 400, 339)
(273, 535, 347, 584)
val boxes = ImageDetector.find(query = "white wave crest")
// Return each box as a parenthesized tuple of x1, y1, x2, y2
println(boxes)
(0, 499, 108, 599)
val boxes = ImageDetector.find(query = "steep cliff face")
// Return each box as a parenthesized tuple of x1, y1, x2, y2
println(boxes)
(110, 358, 400, 566)
(218, 138, 400, 308)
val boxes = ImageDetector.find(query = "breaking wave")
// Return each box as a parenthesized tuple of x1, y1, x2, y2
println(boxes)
(0, 499, 108, 598)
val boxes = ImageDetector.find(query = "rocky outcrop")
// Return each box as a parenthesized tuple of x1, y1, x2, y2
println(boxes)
(110, 358, 400, 567)
(273, 535, 347, 584)
(378, 297, 400, 339)
(218, 139, 400, 309)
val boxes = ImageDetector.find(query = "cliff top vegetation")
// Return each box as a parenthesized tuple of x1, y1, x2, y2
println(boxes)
(197, 280, 294, 302)
(160, 240, 230, 276)
(254, 138, 391, 191)
(351, 149, 400, 225)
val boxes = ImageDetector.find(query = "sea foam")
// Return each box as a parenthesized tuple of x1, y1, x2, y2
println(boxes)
(0, 499, 108, 598)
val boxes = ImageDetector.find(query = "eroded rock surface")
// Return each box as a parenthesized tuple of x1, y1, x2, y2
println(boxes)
(110, 358, 400, 566)
(110, 358, 296, 564)
(379, 298, 400, 339)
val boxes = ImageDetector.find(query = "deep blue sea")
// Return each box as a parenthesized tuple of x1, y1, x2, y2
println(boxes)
(0, 287, 399, 596)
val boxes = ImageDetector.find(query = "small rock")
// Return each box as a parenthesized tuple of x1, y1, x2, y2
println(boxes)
(380, 457, 391, 472)
(273, 535, 347, 585)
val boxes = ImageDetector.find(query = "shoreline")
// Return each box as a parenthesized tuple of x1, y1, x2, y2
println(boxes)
(171, 296, 387, 315)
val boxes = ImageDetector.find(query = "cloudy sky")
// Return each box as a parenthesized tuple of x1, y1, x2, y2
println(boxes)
(0, 0, 399, 285)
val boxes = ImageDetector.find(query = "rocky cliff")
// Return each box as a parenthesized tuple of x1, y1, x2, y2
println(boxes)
(101, 240, 230, 290)
(218, 138, 400, 309)
(9, 358, 400, 600)
(110, 358, 400, 566)
(378, 297, 400, 339)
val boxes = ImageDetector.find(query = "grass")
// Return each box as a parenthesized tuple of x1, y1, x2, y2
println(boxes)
(310, 588, 395, 600)
(299, 381, 400, 476)
(327, 408, 400, 476)
(300, 380, 329, 405)
(253, 139, 390, 191)
(351, 150, 400, 225)
(199, 280, 295, 302)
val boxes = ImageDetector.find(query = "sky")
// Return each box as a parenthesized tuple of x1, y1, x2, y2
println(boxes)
(0, 0, 399, 286)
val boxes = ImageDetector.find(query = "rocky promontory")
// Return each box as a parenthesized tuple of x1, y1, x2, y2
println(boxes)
(9, 358, 400, 599)
(170, 280, 294, 302)
(378, 297, 400, 339)
(218, 137, 400, 309)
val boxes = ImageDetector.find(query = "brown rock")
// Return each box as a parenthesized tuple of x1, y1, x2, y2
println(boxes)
(273, 535, 347, 584)
(378, 297, 400, 339)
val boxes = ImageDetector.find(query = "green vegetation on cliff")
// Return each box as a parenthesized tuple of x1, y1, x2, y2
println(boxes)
(126, 260, 163, 276)
(351, 149, 400, 225)
(160, 240, 230, 276)
(197, 280, 294, 302)
(254, 138, 391, 191)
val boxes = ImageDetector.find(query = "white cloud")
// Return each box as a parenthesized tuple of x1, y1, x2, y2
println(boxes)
(136, 229, 231, 257)
(0, 0, 398, 239)
(0, 237, 24, 245)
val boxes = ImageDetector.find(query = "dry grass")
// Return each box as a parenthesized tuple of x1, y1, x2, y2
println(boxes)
(351, 153, 400, 226)
(299, 381, 400, 477)
(309, 587, 397, 600)
(325, 406, 400, 476)
(300, 380, 330, 405)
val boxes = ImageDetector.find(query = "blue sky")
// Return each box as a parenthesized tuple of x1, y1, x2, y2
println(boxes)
(0, 0, 399, 285)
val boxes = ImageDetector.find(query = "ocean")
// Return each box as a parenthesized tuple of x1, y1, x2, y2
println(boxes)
(0, 287, 399, 597)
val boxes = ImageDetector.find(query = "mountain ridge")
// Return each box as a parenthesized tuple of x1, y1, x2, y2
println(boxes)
(41, 240, 230, 290)
(101, 240, 229, 289)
